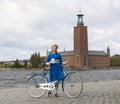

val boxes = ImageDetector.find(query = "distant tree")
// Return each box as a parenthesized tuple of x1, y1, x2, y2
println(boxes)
(13, 59, 23, 68)
(24, 60, 28, 69)
(29, 52, 41, 68)
(0, 62, 4, 69)
(114, 54, 120, 56)
(110, 54, 120, 66)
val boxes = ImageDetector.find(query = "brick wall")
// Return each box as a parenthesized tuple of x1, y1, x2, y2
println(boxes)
(74, 26, 88, 67)
(88, 55, 110, 68)
(62, 55, 74, 67)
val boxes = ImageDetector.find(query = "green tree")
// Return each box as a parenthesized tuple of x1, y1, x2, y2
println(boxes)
(110, 54, 120, 66)
(24, 60, 28, 69)
(29, 52, 41, 68)
(13, 59, 23, 68)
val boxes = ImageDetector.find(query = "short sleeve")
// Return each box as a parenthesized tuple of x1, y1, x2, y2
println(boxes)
(46, 55, 50, 62)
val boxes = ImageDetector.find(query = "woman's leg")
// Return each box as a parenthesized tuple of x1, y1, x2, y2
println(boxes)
(55, 85, 58, 93)
(55, 84, 59, 97)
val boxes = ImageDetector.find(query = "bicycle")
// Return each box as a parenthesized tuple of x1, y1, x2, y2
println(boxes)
(26, 63, 83, 98)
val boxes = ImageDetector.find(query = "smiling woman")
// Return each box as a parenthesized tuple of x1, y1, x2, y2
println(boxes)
(45, 44, 64, 97)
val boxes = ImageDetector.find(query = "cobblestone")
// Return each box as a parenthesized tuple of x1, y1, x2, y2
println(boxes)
(0, 69, 120, 104)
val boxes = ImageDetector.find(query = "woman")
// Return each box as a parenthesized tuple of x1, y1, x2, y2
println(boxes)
(46, 44, 64, 97)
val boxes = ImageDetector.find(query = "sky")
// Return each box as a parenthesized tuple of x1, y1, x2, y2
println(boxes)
(0, 0, 120, 61)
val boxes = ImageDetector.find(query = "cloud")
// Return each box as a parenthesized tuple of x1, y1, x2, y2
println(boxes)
(0, 0, 120, 61)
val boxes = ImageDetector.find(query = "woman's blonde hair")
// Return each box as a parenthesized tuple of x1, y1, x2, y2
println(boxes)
(51, 44, 58, 49)
(51, 44, 58, 52)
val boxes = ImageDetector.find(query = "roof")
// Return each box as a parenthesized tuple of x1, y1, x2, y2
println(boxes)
(59, 51, 74, 56)
(59, 50, 107, 56)
(88, 50, 107, 56)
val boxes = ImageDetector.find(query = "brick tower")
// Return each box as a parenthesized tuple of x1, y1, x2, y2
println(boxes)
(74, 11, 88, 68)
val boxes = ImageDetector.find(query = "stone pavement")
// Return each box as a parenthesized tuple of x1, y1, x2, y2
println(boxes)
(0, 80, 120, 104)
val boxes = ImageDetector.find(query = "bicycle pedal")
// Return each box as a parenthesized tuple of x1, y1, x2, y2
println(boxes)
(48, 91, 52, 97)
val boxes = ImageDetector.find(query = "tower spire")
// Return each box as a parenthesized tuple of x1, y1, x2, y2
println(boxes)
(77, 10, 84, 26)
(107, 46, 110, 56)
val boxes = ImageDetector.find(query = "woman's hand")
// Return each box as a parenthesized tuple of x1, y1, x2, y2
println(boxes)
(42, 62, 50, 69)
(63, 60, 68, 65)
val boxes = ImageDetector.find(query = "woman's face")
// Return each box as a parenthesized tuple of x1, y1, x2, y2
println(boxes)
(52, 46, 57, 53)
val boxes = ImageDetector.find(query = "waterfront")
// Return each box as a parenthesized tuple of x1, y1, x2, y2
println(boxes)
(0, 69, 120, 88)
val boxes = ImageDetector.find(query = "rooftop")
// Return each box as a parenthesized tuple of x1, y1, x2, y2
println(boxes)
(59, 50, 74, 56)
(88, 50, 107, 56)
(59, 50, 107, 56)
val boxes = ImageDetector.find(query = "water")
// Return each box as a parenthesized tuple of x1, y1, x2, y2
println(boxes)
(0, 69, 120, 88)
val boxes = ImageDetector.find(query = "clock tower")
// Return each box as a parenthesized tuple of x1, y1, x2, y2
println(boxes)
(74, 11, 88, 67)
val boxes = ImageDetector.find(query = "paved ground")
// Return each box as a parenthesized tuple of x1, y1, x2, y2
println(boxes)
(0, 80, 120, 104)
(0, 69, 120, 104)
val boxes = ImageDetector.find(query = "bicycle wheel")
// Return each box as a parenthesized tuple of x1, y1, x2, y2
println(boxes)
(63, 72, 83, 97)
(26, 75, 47, 98)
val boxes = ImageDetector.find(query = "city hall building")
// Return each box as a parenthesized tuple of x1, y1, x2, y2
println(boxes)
(42, 11, 110, 69)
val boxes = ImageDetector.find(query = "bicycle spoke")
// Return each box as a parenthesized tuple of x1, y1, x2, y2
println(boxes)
(63, 72, 83, 97)
(26, 75, 47, 98)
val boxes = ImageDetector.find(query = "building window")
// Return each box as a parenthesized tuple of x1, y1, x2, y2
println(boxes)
(83, 55, 86, 65)
(76, 54, 78, 64)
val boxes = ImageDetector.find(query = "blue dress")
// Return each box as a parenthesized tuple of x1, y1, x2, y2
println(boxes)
(46, 53, 64, 82)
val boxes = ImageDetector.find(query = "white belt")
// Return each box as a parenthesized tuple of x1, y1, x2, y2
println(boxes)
(50, 60, 60, 64)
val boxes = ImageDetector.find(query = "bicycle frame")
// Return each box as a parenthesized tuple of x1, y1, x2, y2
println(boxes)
(26, 65, 83, 98)
(27, 66, 73, 92)
(38, 82, 55, 90)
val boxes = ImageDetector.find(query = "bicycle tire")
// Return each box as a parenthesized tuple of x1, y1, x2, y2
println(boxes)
(26, 75, 47, 98)
(63, 72, 83, 98)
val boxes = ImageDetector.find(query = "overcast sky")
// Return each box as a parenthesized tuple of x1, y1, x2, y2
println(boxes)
(0, 0, 120, 61)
